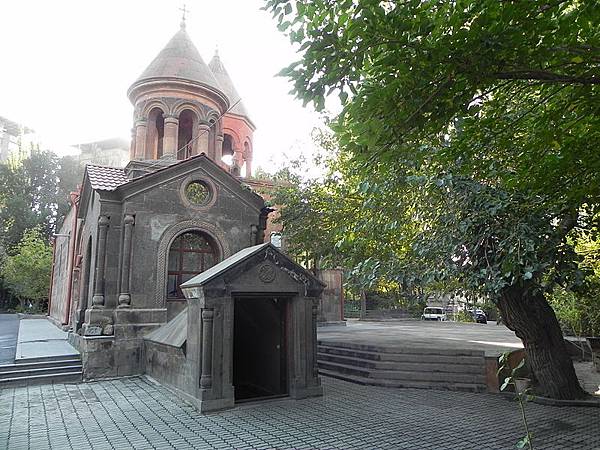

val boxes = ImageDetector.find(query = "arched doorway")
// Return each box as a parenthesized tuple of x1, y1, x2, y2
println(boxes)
(166, 231, 219, 299)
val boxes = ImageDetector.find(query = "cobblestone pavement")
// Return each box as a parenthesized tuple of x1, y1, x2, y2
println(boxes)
(1, 376, 598, 450)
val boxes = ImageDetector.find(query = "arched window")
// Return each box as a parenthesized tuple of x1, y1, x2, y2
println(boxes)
(147, 107, 165, 159)
(222, 134, 234, 165)
(167, 231, 218, 299)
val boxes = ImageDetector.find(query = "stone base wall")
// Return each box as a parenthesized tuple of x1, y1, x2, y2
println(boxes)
(144, 341, 187, 390)
(69, 333, 145, 379)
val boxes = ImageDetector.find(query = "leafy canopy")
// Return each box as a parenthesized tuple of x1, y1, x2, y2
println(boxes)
(265, 0, 600, 296)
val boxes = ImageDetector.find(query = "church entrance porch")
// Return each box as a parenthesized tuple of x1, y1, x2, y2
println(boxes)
(144, 243, 325, 413)
(233, 296, 288, 402)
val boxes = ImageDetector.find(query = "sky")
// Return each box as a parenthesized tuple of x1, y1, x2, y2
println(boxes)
(0, 0, 329, 173)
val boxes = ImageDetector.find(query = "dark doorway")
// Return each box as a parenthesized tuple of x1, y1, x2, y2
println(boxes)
(233, 297, 287, 402)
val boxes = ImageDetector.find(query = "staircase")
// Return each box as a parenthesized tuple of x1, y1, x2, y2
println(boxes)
(317, 341, 488, 392)
(0, 355, 83, 387)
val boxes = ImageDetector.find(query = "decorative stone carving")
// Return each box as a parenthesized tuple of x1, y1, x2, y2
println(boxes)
(92, 215, 110, 308)
(118, 214, 135, 308)
(258, 263, 276, 283)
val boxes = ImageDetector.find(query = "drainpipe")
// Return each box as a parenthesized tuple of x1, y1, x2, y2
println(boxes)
(64, 191, 80, 326)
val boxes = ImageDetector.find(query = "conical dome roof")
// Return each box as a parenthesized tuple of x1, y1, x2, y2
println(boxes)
(209, 51, 250, 119)
(133, 25, 222, 92)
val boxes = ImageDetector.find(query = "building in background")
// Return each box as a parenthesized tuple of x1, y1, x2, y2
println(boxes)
(76, 137, 130, 168)
(0, 115, 37, 162)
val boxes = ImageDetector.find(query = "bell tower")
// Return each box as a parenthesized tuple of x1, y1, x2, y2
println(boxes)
(127, 18, 255, 177)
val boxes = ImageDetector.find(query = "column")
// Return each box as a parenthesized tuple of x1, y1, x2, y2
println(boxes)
(134, 120, 147, 160)
(215, 133, 224, 167)
(129, 128, 136, 161)
(200, 309, 214, 389)
(311, 300, 319, 379)
(91, 215, 110, 308)
(163, 115, 179, 158)
(118, 214, 135, 308)
(197, 123, 210, 156)
(245, 156, 252, 178)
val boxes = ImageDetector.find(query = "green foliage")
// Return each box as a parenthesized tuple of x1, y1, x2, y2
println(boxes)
(548, 213, 600, 337)
(454, 310, 475, 323)
(0, 151, 82, 306)
(498, 353, 535, 449)
(264, 0, 600, 296)
(1, 228, 53, 310)
(265, 0, 597, 397)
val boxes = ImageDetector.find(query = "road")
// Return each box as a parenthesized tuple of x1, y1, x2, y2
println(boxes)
(0, 314, 19, 364)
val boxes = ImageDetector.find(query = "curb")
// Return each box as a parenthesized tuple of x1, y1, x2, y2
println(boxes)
(500, 391, 600, 407)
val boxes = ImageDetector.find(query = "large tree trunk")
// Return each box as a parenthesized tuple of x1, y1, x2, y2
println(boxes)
(497, 282, 587, 400)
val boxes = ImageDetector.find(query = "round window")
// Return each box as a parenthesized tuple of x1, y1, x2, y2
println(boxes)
(185, 181, 211, 205)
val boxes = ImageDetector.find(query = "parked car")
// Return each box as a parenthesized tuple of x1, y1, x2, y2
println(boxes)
(421, 307, 447, 321)
(470, 309, 488, 324)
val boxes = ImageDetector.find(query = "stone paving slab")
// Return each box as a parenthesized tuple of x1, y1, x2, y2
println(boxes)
(1, 376, 599, 449)
(15, 319, 78, 361)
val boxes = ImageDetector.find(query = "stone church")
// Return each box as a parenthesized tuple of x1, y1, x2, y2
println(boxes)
(48, 20, 327, 411)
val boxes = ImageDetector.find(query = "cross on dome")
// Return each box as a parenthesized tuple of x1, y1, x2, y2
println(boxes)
(179, 4, 188, 29)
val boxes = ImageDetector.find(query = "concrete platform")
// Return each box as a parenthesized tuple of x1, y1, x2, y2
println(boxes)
(16, 318, 79, 362)
(318, 319, 523, 357)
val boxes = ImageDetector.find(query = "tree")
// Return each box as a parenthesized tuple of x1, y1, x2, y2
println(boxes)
(1, 228, 53, 311)
(265, 0, 600, 399)
(0, 150, 83, 308)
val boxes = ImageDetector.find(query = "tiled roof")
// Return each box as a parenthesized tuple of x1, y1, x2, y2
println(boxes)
(86, 165, 129, 191)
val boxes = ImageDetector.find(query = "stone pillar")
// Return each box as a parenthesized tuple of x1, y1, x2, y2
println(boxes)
(215, 133, 224, 167)
(91, 215, 110, 308)
(134, 120, 147, 160)
(118, 214, 135, 308)
(245, 156, 252, 178)
(234, 147, 244, 170)
(197, 123, 210, 156)
(129, 128, 136, 161)
(200, 309, 214, 389)
(163, 115, 179, 159)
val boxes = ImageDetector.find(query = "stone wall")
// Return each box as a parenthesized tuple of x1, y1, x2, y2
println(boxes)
(316, 269, 344, 324)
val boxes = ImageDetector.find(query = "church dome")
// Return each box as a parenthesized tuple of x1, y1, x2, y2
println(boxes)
(129, 25, 223, 96)
(209, 51, 251, 120)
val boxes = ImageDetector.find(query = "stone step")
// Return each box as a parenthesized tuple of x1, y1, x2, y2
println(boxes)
(14, 354, 80, 365)
(318, 369, 487, 393)
(317, 352, 485, 374)
(318, 340, 484, 357)
(0, 359, 82, 374)
(0, 371, 83, 387)
(317, 345, 485, 365)
(0, 365, 83, 380)
(318, 360, 486, 384)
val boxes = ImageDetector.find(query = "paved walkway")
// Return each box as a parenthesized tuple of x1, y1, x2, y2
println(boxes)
(318, 320, 523, 356)
(0, 314, 19, 364)
(1, 376, 598, 449)
(16, 318, 78, 361)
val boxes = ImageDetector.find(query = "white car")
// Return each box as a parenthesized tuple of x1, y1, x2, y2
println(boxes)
(421, 307, 447, 321)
